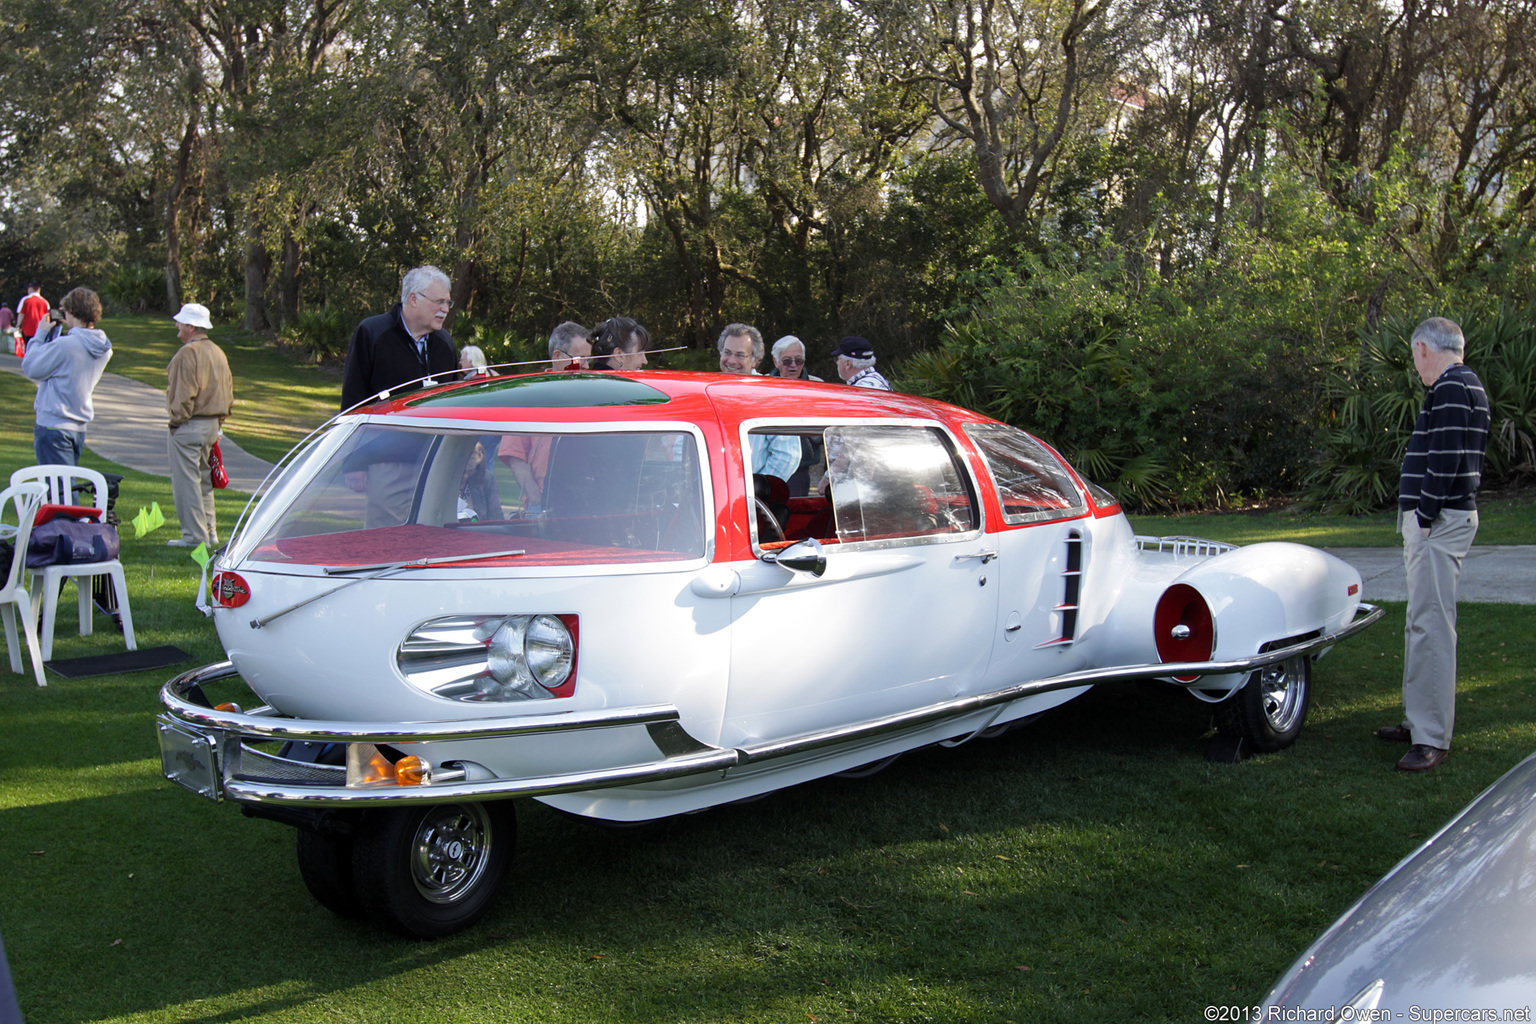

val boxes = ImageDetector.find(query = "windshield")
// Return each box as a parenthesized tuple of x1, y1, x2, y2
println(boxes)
(249, 424, 707, 567)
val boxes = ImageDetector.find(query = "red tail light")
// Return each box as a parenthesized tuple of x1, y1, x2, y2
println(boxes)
(1154, 583, 1214, 682)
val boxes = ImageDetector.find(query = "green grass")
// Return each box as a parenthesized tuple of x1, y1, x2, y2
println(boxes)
(4, 602, 1535, 1023)
(3, 334, 1536, 1021)
(1129, 488, 1536, 547)
(94, 313, 342, 464)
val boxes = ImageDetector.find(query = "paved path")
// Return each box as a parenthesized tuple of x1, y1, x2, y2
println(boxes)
(1, 350, 276, 494)
(5, 350, 1532, 601)
(1321, 545, 1536, 605)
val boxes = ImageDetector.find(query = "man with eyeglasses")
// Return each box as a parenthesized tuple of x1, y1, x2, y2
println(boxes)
(341, 265, 460, 409)
(768, 335, 823, 382)
(341, 266, 460, 527)
(767, 335, 822, 495)
(547, 321, 591, 370)
(717, 323, 801, 498)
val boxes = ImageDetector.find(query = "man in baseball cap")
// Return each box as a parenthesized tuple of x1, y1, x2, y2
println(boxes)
(832, 336, 890, 391)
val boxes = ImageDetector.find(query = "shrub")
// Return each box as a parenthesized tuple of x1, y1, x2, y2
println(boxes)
(99, 264, 166, 314)
(276, 307, 352, 361)
(1304, 306, 1536, 513)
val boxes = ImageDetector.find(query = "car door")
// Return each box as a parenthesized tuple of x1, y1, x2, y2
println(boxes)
(720, 422, 999, 748)
(962, 424, 1099, 701)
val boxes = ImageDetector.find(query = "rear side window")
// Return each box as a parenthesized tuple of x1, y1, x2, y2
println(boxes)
(251, 424, 706, 567)
(751, 424, 978, 548)
(965, 424, 1087, 525)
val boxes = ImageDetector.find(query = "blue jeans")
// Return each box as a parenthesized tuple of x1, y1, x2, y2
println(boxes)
(34, 426, 84, 466)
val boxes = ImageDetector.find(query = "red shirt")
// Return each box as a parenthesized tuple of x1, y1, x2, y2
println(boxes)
(18, 293, 49, 339)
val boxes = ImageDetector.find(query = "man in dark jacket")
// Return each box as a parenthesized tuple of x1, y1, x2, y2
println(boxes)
(341, 266, 458, 526)
(341, 265, 458, 409)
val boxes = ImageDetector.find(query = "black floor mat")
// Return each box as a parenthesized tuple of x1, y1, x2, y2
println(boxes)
(45, 645, 190, 678)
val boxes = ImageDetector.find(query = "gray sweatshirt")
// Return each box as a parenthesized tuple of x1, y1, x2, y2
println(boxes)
(21, 324, 113, 431)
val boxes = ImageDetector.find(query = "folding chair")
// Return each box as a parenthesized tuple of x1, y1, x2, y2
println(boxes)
(0, 480, 50, 685)
(8, 466, 137, 662)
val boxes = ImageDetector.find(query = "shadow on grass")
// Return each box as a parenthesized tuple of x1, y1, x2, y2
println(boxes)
(3, 604, 1534, 1023)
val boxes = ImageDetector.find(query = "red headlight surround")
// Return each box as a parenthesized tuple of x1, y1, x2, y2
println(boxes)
(1154, 583, 1214, 682)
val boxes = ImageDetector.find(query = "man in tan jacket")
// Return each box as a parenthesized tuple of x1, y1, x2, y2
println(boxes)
(165, 303, 234, 547)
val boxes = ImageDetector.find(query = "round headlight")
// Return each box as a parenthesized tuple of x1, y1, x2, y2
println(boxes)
(524, 614, 574, 690)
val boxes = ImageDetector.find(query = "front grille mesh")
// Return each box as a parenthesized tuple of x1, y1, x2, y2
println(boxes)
(237, 746, 347, 785)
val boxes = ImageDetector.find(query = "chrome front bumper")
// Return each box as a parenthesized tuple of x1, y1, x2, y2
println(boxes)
(159, 603, 1382, 807)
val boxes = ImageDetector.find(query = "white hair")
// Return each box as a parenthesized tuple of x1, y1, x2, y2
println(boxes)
(400, 265, 451, 306)
(771, 335, 805, 361)
(1412, 317, 1465, 357)
(460, 345, 487, 369)
(842, 354, 876, 372)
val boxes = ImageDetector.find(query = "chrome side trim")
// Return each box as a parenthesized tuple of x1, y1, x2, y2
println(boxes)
(160, 604, 1381, 807)
(737, 603, 1383, 763)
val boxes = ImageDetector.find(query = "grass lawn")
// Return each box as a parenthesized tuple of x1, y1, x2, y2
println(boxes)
(93, 313, 343, 464)
(1128, 488, 1536, 548)
(2, 329, 1535, 1022)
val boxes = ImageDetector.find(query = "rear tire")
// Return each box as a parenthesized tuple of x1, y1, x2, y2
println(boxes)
(352, 802, 514, 939)
(296, 829, 365, 919)
(1214, 654, 1311, 753)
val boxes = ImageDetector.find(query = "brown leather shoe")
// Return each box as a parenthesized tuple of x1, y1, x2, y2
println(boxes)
(1397, 744, 1448, 772)
(1376, 724, 1412, 743)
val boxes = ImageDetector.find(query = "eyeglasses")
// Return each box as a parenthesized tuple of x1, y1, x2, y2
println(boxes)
(779, 356, 806, 366)
(417, 293, 454, 310)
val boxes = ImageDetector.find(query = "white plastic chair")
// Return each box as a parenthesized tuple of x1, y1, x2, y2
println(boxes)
(0, 480, 50, 685)
(8, 466, 137, 662)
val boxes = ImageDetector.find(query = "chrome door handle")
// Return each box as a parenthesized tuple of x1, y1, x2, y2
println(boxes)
(953, 550, 998, 565)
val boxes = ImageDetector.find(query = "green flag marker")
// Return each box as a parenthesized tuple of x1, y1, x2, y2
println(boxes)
(191, 543, 210, 567)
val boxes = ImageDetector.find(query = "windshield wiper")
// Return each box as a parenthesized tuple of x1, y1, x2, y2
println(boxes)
(249, 548, 526, 629)
(322, 549, 526, 575)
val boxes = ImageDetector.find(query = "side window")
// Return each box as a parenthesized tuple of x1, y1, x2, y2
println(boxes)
(752, 424, 977, 548)
(965, 424, 1087, 525)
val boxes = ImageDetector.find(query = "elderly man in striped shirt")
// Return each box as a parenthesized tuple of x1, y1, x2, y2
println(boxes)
(1379, 317, 1491, 772)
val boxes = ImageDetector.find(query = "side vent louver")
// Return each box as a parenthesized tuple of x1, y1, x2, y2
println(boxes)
(1035, 529, 1083, 648)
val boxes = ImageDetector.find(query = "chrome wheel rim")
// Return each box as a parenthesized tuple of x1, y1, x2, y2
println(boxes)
(1258, 656, 1307, 733)
(409, 804, 493, 904)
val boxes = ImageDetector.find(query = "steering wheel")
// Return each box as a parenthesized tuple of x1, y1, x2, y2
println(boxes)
(754, 497, 786, 544)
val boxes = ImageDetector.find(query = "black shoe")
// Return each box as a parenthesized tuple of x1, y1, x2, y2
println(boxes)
(1397, 745, 1448, 772)
(1376, 724, 1412, 743)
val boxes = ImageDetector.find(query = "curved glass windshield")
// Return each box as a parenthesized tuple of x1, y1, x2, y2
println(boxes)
(250, 425, 706, 567)
(964, 423, 1087, 525)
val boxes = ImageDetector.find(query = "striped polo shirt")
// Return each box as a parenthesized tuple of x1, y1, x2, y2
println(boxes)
(1398, 362, 1491, 529)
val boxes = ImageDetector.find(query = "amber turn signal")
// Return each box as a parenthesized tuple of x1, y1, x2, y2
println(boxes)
(395, 755, 431, 786)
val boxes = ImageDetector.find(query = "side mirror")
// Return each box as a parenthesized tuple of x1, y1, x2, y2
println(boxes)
(761, 537, 826, 578)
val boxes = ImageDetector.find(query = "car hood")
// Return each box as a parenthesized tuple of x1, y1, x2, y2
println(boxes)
(1265, 749, 1536, 1009)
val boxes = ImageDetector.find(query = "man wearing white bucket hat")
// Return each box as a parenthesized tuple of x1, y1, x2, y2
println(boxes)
(165, 302, 233, 548)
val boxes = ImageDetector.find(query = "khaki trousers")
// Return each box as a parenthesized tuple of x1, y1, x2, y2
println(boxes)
(1400, 508, 1478, 750)
(169, 417, 221, 545)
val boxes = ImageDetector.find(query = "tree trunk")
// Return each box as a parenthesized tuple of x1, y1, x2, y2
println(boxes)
(244, 237, 271, 331)
(164, 111, 200, 313)
(279, 230, 302, 325)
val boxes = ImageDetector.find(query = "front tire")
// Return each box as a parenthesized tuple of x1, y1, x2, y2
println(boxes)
(1214, 654, 1311, 753)
(352, 802, 515, 938)
(296, 829, 366, 919)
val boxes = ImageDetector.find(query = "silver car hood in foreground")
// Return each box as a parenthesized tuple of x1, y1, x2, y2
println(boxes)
(1265, 749, 1536, 1010)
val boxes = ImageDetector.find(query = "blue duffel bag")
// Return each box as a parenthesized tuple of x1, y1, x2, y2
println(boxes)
(27, 518, 120, 568)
